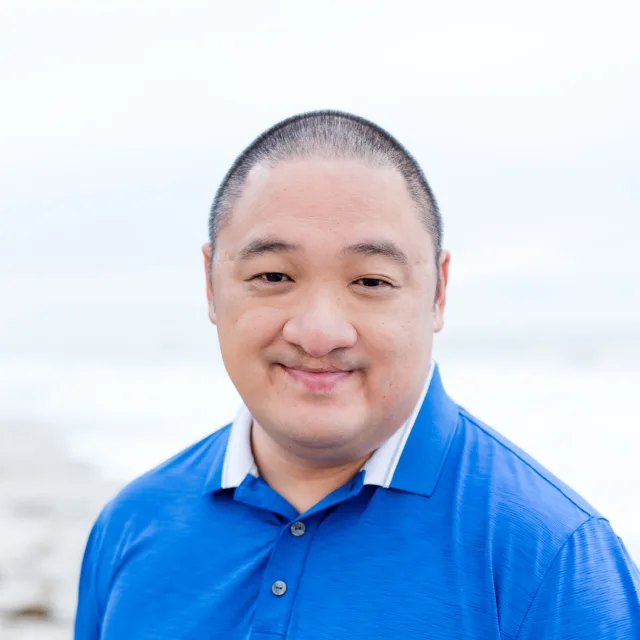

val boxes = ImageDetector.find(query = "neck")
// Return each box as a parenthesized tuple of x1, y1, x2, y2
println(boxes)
(251, 421, 371, 514)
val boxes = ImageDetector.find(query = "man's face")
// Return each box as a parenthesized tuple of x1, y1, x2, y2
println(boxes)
(204, 157, 449, 463)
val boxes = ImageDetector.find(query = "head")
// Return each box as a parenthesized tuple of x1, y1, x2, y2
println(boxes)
(203, 110, 450, 464)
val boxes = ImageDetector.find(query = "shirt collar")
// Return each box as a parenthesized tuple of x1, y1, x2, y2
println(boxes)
(203, 361, 458, 498)
(360, 360, 435, 488)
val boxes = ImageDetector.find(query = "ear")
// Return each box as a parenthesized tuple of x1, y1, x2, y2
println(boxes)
(202, 243, 217, 325)
(433, 250, 450, 334)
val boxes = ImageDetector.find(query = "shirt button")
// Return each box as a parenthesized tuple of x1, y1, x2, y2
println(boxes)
(290, 521, 306, 537)
(272, 580, 287, 596)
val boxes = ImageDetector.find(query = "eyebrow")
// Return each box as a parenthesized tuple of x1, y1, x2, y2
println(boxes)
(341, 241, 409, 268)
(236, 238, 301, 262)
(235, 237, 409, 268)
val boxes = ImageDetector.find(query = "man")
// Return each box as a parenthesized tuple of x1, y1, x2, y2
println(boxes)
(75, 111, 640, 639)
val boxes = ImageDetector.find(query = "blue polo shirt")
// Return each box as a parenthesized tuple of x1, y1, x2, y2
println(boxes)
(75, 364, 640, 639)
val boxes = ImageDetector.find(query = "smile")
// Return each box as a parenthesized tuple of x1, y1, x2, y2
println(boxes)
(279, 365, 353, 393)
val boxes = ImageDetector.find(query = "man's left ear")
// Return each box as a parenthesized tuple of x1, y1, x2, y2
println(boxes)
(434, 250, 450, 334)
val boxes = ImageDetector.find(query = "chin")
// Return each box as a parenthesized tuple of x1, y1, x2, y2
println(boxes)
(277, 411, 366, 448)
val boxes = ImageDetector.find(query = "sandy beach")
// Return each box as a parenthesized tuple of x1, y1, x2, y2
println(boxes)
(0, 421, 116, 639)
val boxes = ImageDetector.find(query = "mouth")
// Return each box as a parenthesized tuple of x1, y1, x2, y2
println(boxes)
(279, 364, 354, 393)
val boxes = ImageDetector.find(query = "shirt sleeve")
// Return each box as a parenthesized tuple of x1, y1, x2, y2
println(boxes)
(515, 516, 640, 639)
(74, 516, 107, 639)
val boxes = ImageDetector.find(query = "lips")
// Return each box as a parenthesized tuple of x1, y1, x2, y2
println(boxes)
(280, 365, 353, 393)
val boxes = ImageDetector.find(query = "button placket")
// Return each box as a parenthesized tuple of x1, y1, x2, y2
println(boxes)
(250, 516, 319, 637)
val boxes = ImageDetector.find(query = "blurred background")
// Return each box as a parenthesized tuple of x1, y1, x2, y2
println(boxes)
(1, 0, 638, 636)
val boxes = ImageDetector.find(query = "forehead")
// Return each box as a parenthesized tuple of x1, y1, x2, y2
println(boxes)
(218, 157, 431, 259)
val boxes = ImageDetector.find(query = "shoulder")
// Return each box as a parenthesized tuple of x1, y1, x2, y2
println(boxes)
(77, 425, 231, 617)
(92, 425, 231, 545)
(448, 407, 612, 636)
(454, 406, 599, 531)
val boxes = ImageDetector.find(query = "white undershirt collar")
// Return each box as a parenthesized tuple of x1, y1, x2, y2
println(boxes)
(221, 360, 436, 491)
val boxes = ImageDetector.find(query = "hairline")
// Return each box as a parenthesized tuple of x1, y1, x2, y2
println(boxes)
(215, 153, 433, 242)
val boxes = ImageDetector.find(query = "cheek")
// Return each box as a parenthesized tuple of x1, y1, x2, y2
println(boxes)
(362, 313, 432, 390)
(365, 305, 430, 359)
(218, 304, 284, 352)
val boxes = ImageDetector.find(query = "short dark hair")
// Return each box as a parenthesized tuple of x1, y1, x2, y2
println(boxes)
(208, 110, 443, 256)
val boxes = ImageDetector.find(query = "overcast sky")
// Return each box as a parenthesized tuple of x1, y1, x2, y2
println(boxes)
(1, 0, 639, 342)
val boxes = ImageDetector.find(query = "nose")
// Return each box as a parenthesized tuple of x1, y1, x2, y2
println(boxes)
(282, 290, 357, 358)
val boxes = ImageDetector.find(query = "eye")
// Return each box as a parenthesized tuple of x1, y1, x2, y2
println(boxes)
(253, 272, 292, 283)
(353, 277, 392, 289)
